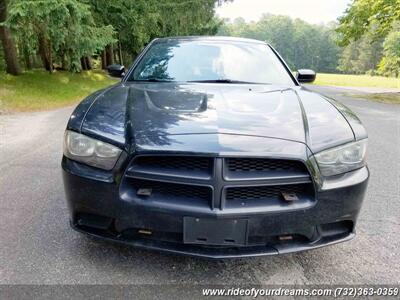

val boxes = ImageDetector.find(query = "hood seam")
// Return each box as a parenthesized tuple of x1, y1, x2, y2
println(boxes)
(79, 84, 118, 133)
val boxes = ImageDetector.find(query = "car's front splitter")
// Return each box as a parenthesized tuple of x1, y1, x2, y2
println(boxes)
(71, 220, 355, 259)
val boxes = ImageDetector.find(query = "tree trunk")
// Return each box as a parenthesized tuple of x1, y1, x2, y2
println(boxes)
(0, 0, 22, 75)
(60, 53, 67, 70)
(80, 57, 87, 70)
(85, 56, 92, 70)
(105, 44, 114, 66)
(101, 50, 107, 69)
(23, 48, 32, 70)
(38, 33, 53, 72)
(114, 50, 118, 64)
(32, 54, 40, 68)
(118, 40, 123, 65)
(47, 40, 53, 73)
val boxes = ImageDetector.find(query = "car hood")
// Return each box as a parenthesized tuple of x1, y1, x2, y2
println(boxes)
(80, 82, 355, 154)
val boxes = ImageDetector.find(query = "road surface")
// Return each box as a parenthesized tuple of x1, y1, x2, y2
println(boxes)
(1, 86, 399, 290)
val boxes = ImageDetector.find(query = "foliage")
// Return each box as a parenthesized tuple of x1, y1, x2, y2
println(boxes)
(6, 0, 115, 72)
(1, 0, 398, 79)
(157, 0, 221, 36)
(378, 29, 400, 77)
(0, 69, 117, 111)
(1, 0, 222, 74)
(337, 0, 400, 77)
(337, 0, 400, 46)
(218, 15, 341, 73)
(89, 0, 220, 58)
(338, 34, 383, 74)
(88, 0, 159, 58)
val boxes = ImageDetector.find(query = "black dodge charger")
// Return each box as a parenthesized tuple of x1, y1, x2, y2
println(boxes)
(62, 36, 369, 258)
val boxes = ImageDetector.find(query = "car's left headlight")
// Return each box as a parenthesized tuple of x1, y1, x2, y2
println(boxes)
(63, 130, 122, 170)
(314, 139, 367, 176)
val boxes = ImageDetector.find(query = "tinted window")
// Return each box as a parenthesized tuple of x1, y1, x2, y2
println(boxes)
(129, 40, 295, 85)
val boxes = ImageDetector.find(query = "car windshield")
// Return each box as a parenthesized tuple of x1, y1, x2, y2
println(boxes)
(128, 39, 295, 85)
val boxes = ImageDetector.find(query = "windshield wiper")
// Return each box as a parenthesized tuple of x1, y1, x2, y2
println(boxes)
(188, 79, 259, 84)
(132, 77, 174, 82)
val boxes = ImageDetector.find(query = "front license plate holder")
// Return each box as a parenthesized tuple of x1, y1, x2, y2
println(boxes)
(183, 217, 248, 246)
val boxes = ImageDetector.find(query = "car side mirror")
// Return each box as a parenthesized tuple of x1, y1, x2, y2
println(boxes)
(107, 64, 125, 78)
(296, 69, 316, 83)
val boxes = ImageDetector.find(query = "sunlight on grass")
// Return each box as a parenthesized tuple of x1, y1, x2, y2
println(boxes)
(347, 92, 400, 104)
(84, 71, 110, 81)
(4, 70, 398, 112)
(314, 73, 400, 89)
(0, 69, 118, 112)
(58, 76, 70, 84)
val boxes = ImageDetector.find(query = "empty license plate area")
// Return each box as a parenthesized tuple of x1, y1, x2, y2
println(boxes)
(183, 217, 248, 246)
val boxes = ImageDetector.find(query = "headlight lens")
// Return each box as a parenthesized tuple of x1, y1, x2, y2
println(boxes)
(314, 139, 367, 176)
(64, 130, 122, 170)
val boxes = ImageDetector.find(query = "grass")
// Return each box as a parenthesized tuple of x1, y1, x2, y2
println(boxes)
(313, 73, 400, 89)
(0, 69, 118, 112)
(347, 92, 400, 104)
(1, 70, 399, 112)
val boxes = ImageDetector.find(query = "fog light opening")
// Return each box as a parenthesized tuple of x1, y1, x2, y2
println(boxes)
(138, 229, 153, 235)
(279, 235, 293, 241)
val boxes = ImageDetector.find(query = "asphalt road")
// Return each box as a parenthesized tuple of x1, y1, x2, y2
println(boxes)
(0, 86, 399, 288)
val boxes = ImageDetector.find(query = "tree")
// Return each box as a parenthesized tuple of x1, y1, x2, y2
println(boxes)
(89, 0, 222, 65)
(89, 0, 160, 64)
(338, 34, 383, 74)
(337, 0, 400, 46)
(7, 0, 115, 73)
(337, 0, 400, 76)
(218, 15, 341, 73)
(0, 0, 21, 75)
(1, 0, 227, 73)
(378, 29, 400, 76)
(338, 41, 359, 73)
(157, 0, 221, 36)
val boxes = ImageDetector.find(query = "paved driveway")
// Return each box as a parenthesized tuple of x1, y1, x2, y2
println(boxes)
(0, 85, 399, 287)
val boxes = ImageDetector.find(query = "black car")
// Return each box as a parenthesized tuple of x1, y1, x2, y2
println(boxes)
(62, 36, 369, 259)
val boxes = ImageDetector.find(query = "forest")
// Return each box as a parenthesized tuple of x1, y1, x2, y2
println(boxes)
(0, 0, 222, 75)
(0, 0, 399, 77)
(219, 0, 400, 77)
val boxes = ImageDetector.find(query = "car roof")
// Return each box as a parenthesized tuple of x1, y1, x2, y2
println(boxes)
(153, 36, 269, 45)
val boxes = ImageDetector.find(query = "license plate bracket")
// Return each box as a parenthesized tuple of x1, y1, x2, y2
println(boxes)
(183, 217, 248, 246)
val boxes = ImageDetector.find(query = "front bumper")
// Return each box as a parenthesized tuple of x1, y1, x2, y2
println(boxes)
(72, 221, 355, 259)
(62, 157, 369, 259)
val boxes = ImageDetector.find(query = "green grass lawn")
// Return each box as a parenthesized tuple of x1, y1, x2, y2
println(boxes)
(1, 70, 399, 112)
(313, 73, 400, 89)
(0, 69, 118, 112)
(347, 92, 400, 104)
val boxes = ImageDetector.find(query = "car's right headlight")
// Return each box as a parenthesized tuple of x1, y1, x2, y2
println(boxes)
(314, 139, 367, 176)
(63, 130, 122, 170)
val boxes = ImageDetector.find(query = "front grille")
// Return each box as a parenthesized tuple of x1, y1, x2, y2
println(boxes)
(121, 155, 315, 212)
(131, 179, 212, 201)
(224, 158, 309, 180)
(133, 156, 211, 172)
(129, 156, 213, 179)
(226, 158, 306, 173)
(226, 184, 309, 201)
